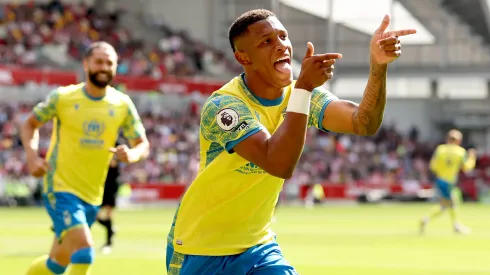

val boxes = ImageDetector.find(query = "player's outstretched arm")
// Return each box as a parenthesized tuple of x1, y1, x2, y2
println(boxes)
(233, 43, 341, 179)
(21, 91, 58, 177)
(321, 15, 416, 136)
(462, 149, 477, 172)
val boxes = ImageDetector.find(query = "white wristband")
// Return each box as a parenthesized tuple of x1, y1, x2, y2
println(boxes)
(286, 88, 311, 115)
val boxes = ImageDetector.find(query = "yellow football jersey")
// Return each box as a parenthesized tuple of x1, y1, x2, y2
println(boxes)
(33, 83, 145, 205)
(169, 74, 337, 256)
(430, 143, 476, 184)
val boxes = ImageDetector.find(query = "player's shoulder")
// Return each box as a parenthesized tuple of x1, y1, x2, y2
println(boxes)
(212, 75, 248, 99)
(437, 144, 466, 155)
(443, 143, 465, 151)
(201, 92, 250, 126)
(203, 76, 251, 110)
(454, 145, 467, 154)
(108, 85, 127, 97)
(106, 86, 132, 102)
(44, 83, 85, 106)
(54, 83, 85, 97)
(435, 144, 447, 152)
(203, 92, 246, 109)
(201, 80, 254, 130)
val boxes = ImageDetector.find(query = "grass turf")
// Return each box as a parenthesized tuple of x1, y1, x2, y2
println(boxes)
(1, 203, 489, 275)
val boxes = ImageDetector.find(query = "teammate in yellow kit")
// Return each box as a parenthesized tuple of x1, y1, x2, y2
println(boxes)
(21, 42, 149, 275)
(166, 9, 416, 274)
(420, 129, 476, 235)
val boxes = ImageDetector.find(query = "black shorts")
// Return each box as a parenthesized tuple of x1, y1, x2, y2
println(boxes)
(101, 181, 119, 207)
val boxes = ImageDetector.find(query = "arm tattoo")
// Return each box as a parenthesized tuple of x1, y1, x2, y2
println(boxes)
(352, 58, 388, 135)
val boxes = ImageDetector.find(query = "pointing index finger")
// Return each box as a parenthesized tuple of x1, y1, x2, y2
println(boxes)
(313, 53, 343, 61)
(385, 29, 417, 37)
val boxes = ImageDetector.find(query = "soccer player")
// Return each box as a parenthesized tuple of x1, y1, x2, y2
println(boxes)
(22, 41, 149, 275)
(166, 9, 415, 274)
(420, 129, 476, 235)
(97, 141, 122, 254)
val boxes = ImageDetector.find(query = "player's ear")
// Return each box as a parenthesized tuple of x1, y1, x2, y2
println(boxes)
(234, 50, 251, 66)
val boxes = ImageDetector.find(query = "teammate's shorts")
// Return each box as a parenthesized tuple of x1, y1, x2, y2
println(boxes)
(43, 192, 100, 240)
(101, 181, 119, 207)
(166, 241, 298, 275)
(434, 178, 453, 200)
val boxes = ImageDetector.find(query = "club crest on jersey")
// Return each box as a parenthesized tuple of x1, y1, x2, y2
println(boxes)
(83, 120, 105, 137)
(217, 108, 239, 131)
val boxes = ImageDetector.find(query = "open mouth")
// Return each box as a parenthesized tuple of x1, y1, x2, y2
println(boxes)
(97, 73, 110, 79)
(274, 56, 292, 75)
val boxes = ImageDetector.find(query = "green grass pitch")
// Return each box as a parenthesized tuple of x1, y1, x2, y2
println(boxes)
(1, 203, 490, 275)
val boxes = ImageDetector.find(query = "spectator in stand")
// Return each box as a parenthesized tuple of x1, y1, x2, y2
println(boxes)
(0, 0, 238, 77)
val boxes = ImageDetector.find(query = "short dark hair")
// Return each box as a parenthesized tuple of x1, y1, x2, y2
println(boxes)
(83, 41, 116, 59)
(228, 9, 276, 52)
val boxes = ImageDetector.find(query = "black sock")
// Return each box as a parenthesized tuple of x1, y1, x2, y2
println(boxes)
(97, 217, 109, 228)
(107, 218, 114, 245)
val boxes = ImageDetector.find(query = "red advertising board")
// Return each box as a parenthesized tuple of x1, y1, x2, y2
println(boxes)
(129, 183, 186, 202)
(114, 75, 223, 94)
(0, 66, 224, 95)
(0, 65, 77, 86)
(129, 180, 479, 202)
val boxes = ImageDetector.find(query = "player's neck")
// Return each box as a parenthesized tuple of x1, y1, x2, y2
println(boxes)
(243, 72, 283, 100)
(84, 82, 107, 99)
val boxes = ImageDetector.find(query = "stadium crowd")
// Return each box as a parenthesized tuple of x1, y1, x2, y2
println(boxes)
(0, 1, 484, 202)
(0, 0, 237, 77)
(0, 101, 440, 191)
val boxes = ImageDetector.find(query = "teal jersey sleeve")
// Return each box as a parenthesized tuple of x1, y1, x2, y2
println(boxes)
(308, 86, 338, 132)
(121, 96, 146, 140)
(33, 90, 59, 123)
(201, 94, 264, 153)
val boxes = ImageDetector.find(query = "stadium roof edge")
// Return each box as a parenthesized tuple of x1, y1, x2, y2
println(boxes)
(279, 0, 435, 45)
